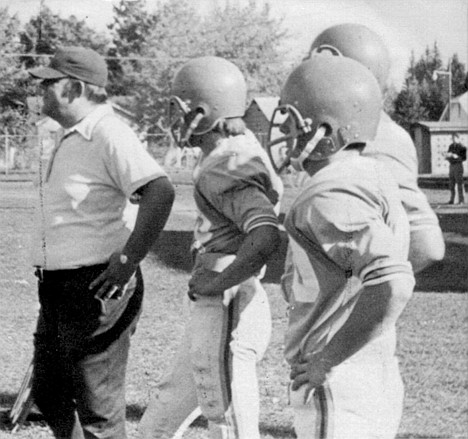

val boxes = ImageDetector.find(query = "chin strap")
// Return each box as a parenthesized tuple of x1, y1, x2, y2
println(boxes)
(181, 111, 205, 146)
(290, 125, 327, 171)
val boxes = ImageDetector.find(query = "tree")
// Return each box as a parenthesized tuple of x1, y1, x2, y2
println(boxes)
(202, 0, 289, 96)
(128, 0, 204, 132)
(450, 54, 467, 97)
(106, 0, 158, 95)
(112, 0, 289, 134)
(391, 43, 466, 130)
(19, 4, 109, 68)
(0, 7, 30, 136)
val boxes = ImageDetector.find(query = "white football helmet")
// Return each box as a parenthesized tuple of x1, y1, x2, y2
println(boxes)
(306, 23, 391, 91)
(169, 56, 247, 147)
(267, 54, 382, 173)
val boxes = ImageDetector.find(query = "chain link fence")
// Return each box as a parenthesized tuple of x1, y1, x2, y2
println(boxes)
(0, 133, 203, 177)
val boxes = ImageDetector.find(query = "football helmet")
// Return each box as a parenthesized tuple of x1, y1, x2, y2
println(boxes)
(169, 56, 247, 147)
(267, 54, 382, 172)
(306, 23, 391, 91)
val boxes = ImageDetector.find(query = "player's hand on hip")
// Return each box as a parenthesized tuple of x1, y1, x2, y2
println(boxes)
(89, 252, 137, 300)
(188, 269, 222, 301)
(290, 354, 329, 391)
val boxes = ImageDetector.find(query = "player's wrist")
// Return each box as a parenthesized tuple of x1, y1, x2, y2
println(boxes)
(118, 251, 139, 268)
(308, 352, 334, 374)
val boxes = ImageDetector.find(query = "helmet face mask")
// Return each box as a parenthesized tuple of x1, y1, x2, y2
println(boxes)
(268, 55, 382, 174)
(168, 96, 207, 148)
(267, 104, 314, 173)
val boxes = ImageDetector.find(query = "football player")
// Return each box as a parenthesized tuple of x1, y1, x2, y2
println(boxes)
(139, 56, 283, 439)
(281, 24, 444, 302)
(268, 54, 415, 438)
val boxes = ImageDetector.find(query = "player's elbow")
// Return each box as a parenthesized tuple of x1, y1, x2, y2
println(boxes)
(364, 276, 414, 328)
(409, 228, 445, 273)
(251, 225, 282, 261)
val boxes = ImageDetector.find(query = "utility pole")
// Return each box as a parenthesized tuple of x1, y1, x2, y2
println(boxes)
(432, 58, 452, 121)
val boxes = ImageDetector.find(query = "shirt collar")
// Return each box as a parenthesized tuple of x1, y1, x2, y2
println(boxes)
(63, 104, 114, 141)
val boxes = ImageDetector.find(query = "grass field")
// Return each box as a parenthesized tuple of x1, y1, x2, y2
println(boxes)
(0, 182, 467, 438)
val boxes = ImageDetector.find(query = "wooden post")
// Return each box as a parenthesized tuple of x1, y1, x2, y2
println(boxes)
(5, 132, 9, 176)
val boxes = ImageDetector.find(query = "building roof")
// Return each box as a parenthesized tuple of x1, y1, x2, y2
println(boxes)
(247, 96, 280, 120)
(439, 91, 468, 122)
(453, 91, 468, 114)
(412, 120, 468, 131)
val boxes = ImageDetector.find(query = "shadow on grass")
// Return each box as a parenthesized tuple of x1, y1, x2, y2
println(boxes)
(0, 402, 447, 439)
(396, 435, 450, 438)
(0, 393, 16, 406)
(151, 231, 468, 292)
(0, 406, 43, 432)
(415, 237, 468, 292)
(127, 404, 296, 437)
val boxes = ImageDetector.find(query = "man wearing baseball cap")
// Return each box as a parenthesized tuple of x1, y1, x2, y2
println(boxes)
(28, 46, 175, 439)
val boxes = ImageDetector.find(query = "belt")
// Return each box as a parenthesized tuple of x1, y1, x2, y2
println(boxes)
(34, 264, 107, 282)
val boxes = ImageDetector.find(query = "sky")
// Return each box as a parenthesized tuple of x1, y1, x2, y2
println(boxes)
(2, 0, 467, 90)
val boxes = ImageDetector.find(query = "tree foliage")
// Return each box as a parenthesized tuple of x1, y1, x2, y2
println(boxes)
(107, 0, 289, 134)
(19, 4, 109, 68)
(392, 42, 466, 130)
(106, 0, 158, 95)
(203, 0, 288, 96)
(0, 7, 30, 135)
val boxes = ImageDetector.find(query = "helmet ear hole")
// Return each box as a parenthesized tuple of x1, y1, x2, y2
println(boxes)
(320, 123, 333, 137)
(195, 106, 207, 116)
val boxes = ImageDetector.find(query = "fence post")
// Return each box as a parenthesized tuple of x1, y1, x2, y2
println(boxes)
(5, 132, 9, 176)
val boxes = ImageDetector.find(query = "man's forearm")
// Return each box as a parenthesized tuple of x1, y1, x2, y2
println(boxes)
(123, 177, 175, 264)
(316, 276, 414, 369)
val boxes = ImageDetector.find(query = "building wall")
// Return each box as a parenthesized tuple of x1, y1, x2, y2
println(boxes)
(413, 127, 432, 173)
(412, 124, 468, 175)
(432, 132, 468, 175)
(429, 132, 468, 175)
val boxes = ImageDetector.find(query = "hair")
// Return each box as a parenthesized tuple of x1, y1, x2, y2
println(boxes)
(63, 78, 108, 103)
(83, 83, 108, 103)
(344, 142, 366, 152)
(216, 117, 246, 136)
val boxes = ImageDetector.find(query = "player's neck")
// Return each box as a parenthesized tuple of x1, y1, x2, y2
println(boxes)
(199, 132, 226, 155)
(303, 149, 361, 177)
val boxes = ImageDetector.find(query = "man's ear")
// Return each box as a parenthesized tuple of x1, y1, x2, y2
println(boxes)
(66, 80, 84, 103)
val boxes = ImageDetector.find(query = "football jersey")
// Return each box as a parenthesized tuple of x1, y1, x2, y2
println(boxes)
(283, 155, 413, 364)
(192, 129, 283, 255)
(364, 111, 439, 231)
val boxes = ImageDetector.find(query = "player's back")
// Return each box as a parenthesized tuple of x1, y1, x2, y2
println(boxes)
(192, 129, 283, 255)
(364, 111, 418, 190)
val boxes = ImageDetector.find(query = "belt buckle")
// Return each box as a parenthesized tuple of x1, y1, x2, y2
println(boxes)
(34, 267, 44, 282)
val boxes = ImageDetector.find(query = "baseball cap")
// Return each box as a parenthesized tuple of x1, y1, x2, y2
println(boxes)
(29, 46, 108, 87)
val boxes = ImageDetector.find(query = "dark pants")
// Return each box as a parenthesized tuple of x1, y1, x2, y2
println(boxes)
(31, 264, 144, 439)
(449, 163, 465, 203)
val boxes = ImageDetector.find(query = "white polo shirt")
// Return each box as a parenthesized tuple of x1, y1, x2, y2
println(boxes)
(31, 104, 167, 270)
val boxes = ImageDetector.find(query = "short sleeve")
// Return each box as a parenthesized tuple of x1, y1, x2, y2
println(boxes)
(296, 188, 410, 286)
(215, 185, 279, 233)
(196, 152, 280, 233)
(99, 119, 167, 197)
